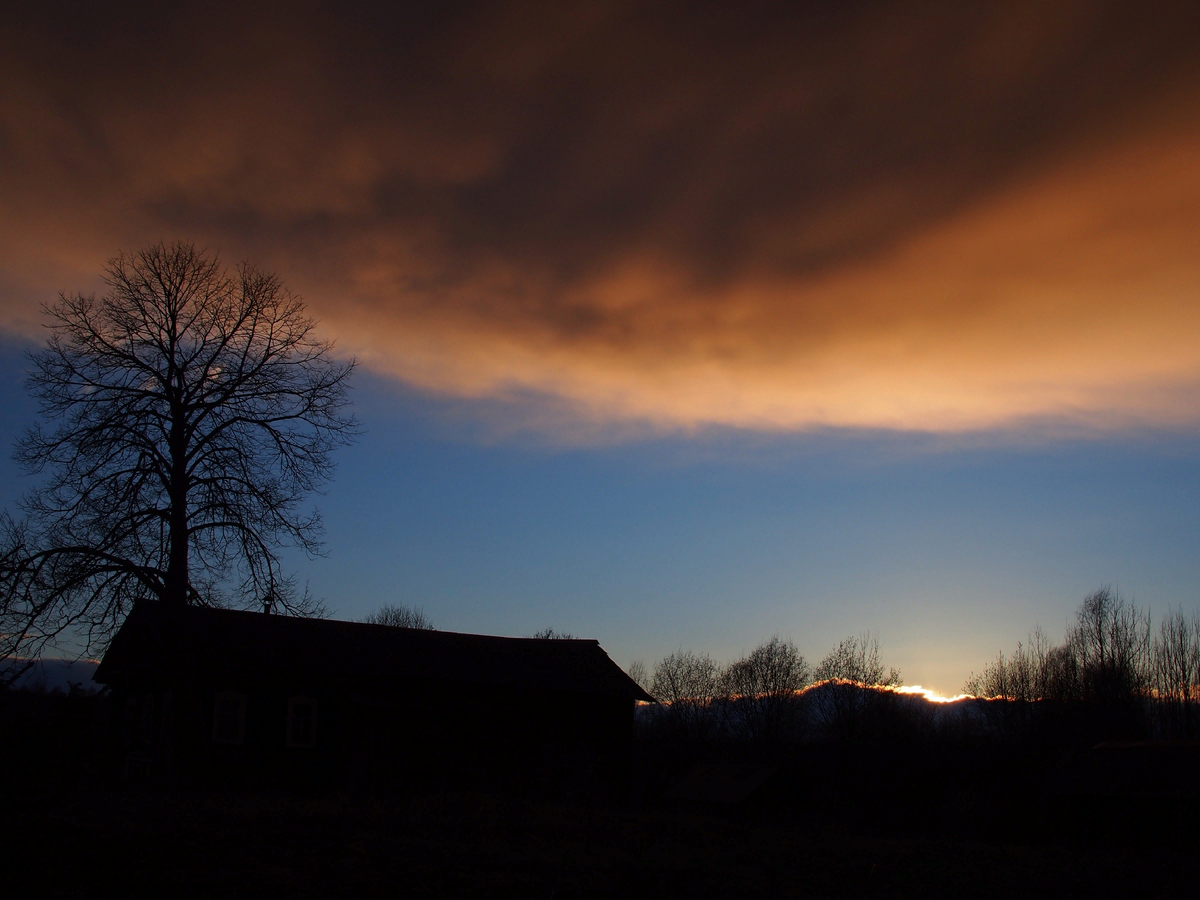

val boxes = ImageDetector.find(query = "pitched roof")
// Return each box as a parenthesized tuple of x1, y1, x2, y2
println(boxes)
(94, 602, 654, 701)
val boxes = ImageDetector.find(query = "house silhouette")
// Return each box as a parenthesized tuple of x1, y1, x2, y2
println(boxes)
(95, 602, 652, 791)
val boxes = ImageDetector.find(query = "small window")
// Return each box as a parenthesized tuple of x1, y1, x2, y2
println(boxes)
(287, 696, 318, 748)
(212, 691, 246, 744)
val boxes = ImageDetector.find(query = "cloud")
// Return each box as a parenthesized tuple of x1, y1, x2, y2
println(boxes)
(2, 1, 1199, 437)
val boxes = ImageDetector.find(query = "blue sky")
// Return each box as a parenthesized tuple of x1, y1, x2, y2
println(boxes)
(312, 380, 1200, 695)
(2, 3, 1200, 696)
(9, 335, 1194, 696)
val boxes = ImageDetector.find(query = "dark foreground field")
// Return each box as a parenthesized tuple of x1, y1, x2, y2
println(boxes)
(5, 689, 1195, 898)
(8, 772, 1194, 899)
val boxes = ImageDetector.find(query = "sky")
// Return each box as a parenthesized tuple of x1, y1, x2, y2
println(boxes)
(2, 1, 1199, 696)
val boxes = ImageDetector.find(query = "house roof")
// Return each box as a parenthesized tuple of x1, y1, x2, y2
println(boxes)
(94, 602, 654, 701)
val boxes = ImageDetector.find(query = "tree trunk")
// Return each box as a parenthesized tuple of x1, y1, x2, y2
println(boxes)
(164, 406, 189, 606)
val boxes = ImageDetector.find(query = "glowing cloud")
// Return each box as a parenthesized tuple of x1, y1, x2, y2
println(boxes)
(2, 2, 1199, 439)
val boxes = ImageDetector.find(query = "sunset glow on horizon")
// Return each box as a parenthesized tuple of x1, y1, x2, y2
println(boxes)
(892, 685, 974, 705)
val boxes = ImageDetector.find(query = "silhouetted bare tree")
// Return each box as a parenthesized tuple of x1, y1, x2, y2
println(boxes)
(1067, 586, 1150, 737)
(963, 588, 1155, 742)
(651, 648, 720, 741)
(625, 659, 649, 694)
(531, 628, 575, 639)
(962, 628, 1053, 740)
(1039, 642, 1081, 703)
(1151, 607, 1200, 738)
(722, 636, 811, 744)
(362, 604, 434, 630)
(1, 242, 357, 664)
(812, 633, 902, 741)
(814, 633, 902, 687)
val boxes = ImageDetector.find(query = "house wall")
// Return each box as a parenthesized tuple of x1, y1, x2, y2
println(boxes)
(336, 683, 636, 793)
(109, 675, 637, 794)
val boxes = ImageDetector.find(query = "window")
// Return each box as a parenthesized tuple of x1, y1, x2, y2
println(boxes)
(287, 696, 318, 748)
(212, 691, 246, 744)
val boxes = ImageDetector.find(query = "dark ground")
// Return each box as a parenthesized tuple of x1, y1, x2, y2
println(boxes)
(3, 690, 1194, 899)
(7, 779, 1190, 899)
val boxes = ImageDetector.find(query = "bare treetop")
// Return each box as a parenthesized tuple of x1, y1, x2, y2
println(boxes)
(2, 241, 358, 666)
(814, 633, 902, 688)
(362, 604, 435, 630)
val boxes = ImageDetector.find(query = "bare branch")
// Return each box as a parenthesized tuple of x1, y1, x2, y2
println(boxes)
(2, 242, 358, 662)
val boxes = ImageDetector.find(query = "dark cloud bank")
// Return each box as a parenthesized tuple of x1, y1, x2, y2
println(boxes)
(3, 1, 1199, 434)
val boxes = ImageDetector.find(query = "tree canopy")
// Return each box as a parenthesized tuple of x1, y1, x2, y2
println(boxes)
(1, 242, 357, 671)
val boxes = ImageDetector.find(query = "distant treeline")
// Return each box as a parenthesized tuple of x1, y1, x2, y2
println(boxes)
(631, 632, 920, 747)
(962, 586, 1200, 743)
(631, 587, 1200, 750)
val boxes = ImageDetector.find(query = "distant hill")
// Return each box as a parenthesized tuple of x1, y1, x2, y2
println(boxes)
(1, 658, 100, 693)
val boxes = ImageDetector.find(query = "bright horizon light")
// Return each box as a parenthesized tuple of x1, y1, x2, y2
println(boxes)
(892, 685, 974, 704)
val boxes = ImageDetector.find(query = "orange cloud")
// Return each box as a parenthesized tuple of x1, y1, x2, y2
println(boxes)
(2, 2, 1198, 438)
